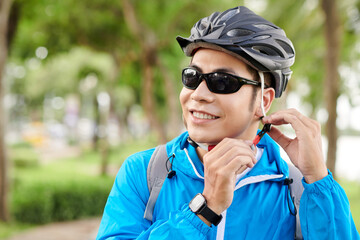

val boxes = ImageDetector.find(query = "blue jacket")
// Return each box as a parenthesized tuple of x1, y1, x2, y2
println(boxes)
(97, 131, 359, 239)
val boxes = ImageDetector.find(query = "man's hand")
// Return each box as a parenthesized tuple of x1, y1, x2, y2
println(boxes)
(201, 138, 256, 215)
(262, 109, 328, 183)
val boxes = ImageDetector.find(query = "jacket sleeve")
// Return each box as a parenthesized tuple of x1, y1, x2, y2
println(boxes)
(96, 151, 212, 240)
(300, 171, 360, 240)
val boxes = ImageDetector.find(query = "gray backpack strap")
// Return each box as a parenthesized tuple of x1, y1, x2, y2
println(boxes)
(287, 163, 305, 240)
(144, 144, 169, 221)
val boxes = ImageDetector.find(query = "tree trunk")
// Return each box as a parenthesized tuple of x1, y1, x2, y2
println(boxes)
(158, 58, 182, 139)
(96, 92, 110, 176)
(121, 0, 167, 143)
(142, 48, 167, 143)
(92, 96, 100, 150)
(321, 0, 341, 178)
(0, 0, 12, 222)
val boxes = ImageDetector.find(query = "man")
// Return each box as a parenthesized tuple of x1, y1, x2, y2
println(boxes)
(97, 6, 359, 239)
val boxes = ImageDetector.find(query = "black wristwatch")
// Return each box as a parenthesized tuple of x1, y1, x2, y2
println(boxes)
(189, 193, 223, 226)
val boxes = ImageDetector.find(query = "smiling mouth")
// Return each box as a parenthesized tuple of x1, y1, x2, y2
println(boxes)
(191, 111, 219, 120)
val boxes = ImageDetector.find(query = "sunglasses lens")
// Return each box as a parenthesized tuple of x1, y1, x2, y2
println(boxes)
(182, 68, 200, 89)
(182, 68, 243, 94)
(208, 73, 240, 94)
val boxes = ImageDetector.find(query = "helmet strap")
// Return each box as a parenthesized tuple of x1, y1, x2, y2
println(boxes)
(259, 71, 266, 118)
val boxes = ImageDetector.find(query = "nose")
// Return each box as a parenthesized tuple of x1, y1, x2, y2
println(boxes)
(191, 79, 215, 102)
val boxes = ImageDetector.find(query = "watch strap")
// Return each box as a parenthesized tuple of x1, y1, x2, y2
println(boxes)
(198, 204, 223, 226)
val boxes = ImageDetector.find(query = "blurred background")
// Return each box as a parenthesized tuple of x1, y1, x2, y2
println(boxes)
(0, 0, 359, 239)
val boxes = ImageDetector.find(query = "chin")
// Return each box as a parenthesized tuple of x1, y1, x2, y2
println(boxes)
(188, 131, 222, 145)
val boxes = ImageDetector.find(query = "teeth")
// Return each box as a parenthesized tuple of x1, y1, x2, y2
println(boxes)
(193, 111, 217, 119)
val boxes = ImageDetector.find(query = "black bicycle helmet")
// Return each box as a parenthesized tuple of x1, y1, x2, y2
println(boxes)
(176, 6, 295, 98)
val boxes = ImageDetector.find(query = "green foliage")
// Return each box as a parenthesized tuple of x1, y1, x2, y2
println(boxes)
(11, 176, 112, 224)
(9, 146, 39, 168)
(11, 183, 53, 223)
(12, 0, 130, 58)
(10, 47, 115, 110)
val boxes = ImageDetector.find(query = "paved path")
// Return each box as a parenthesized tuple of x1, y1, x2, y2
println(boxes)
(6, 218, 101, 240)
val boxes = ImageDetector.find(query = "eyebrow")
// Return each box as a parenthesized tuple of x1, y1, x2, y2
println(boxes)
(189, 63, 237, 75)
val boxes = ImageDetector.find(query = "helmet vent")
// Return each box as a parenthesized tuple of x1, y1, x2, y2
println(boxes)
(226, 28, 254, 37)
(252, 35, 271, 40)
(218, 8, 238, 23)
(275, 39, 295, 56)
(252, 46, 279, 56)
(199, 22, 209, 30)
(253, 24, 276, 30)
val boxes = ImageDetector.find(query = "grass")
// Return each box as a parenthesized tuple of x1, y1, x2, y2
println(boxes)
(0, 222, 35, 239)
(339, 179, 360, 230)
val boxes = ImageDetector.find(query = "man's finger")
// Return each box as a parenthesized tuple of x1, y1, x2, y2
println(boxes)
(263, 109, 315, 131)
(263, 112, 308, 138)
(267, 126, 292, 151)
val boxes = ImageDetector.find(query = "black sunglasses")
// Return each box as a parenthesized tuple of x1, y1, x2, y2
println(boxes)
(182, 67, 261, 94)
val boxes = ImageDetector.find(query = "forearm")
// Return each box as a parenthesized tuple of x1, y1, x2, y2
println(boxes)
(300, 171, 360, 239)
(97, 203, 212, 240)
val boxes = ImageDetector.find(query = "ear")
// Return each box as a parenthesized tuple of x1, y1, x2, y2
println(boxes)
(254, 87, 275, 118)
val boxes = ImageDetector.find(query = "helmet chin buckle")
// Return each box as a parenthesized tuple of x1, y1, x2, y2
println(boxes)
(187, 137, 216, 152)
(251, 123, 272, 150)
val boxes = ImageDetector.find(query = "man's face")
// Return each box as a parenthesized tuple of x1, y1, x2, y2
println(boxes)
(179, 48, 260, 144)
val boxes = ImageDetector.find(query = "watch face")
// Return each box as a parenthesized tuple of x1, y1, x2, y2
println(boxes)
(189, 194, 206, 212)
